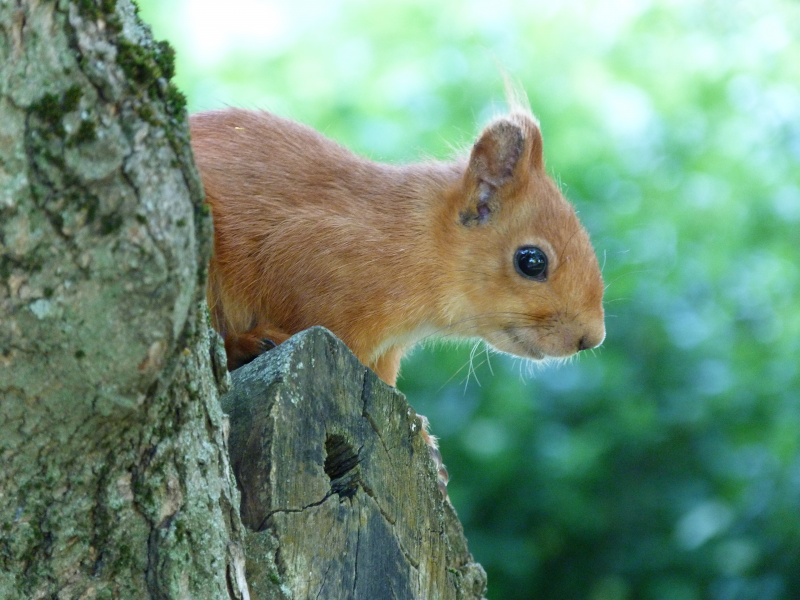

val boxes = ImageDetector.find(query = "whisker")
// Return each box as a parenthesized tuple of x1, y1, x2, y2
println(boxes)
(466, 341, 482, 392)
(604, 268, 654, 291)
(463, 356, 491, 392)
(412, 311, 551, 339)
(436, 356, 473, 394)
(551, 227, 582, 277)
(412, 310, 556, 345)
(483, 342, 495, 376)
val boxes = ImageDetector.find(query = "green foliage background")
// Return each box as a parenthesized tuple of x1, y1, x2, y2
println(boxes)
(136, 0, 800, 598)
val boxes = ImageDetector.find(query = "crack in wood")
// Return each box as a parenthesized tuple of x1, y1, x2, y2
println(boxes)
(360, 369, 393, 461)
(359, 483, 419, 570)
(257, 493, 334, 531)
(313, 560, 334, 600)
(352, 502, 361, 599)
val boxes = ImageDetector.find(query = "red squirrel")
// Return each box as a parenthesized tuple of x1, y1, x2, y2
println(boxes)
(190, 106, 605, 386)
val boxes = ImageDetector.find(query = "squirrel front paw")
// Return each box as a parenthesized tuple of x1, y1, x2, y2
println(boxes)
(224, 325, 288, 371)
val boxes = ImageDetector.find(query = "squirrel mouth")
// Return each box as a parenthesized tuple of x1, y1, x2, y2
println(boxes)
(497, 327, 547, 360)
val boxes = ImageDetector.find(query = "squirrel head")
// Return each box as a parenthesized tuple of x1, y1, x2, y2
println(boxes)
(438, 111, 605, 361)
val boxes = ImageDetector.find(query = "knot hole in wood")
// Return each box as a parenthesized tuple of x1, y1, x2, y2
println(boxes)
(324, 434, 361, 500)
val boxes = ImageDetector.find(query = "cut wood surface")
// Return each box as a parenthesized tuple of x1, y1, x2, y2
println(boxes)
(221, 327, 487, 600)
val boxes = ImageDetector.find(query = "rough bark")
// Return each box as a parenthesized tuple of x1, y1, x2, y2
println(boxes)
(222, 327, 487, 600)
(0, 1, 247, 598)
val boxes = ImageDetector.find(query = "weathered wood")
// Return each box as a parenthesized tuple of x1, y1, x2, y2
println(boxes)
(222, 327, 487, 600)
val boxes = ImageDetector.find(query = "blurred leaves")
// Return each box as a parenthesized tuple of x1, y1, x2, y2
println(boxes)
(136, 0, 800, 598)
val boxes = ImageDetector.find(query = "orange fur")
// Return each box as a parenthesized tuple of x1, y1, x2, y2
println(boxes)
(189, 107, 605, 386)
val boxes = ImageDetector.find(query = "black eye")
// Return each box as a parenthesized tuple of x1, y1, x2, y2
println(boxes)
(514, 246, 548, 281)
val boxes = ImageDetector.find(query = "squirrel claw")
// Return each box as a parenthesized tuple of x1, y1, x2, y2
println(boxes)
(259, 338, 277, 352)
(223, 325, 290, 371)
(418, 415, 450, 500)
(430, 448, 450, 499)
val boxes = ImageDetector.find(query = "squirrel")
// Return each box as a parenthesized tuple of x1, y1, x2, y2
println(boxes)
(189, 104, 605, 487)
(190, 106, 605, 384)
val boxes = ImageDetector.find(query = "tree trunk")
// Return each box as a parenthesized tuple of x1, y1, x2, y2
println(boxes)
(0, 1, 248, 597)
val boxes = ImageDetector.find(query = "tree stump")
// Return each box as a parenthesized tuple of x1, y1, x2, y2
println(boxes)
(221, 327, 487, 600)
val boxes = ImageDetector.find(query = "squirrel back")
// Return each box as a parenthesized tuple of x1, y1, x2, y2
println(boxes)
(190, 107, 605, 385)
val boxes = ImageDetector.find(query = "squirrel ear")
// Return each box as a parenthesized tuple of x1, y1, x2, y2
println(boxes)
(470, 120, 524, 186)
(461, 117, 544, 225)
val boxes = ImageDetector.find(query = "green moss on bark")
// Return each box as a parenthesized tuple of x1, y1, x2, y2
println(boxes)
(69, 119, 98, 146)
(76, 0, 118, 20)
(29, 85, 83, 138)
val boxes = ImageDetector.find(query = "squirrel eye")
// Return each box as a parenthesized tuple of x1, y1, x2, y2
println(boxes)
(514, 246, 548, 281)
